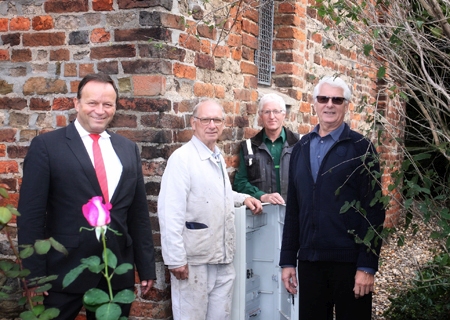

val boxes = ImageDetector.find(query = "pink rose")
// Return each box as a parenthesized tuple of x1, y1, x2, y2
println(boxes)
(82, 197, 112, 240)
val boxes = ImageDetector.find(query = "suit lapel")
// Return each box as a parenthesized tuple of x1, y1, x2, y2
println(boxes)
(65, 122, 102, 196)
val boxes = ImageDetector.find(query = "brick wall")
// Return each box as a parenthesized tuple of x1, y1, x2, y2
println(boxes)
(0, 0, 401, 318)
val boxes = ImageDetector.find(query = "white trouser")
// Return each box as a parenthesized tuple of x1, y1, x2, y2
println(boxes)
(171, 263, 236, 320)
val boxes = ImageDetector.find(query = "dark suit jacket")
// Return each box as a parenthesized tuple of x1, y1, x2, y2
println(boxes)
(17, 122, 156, 293)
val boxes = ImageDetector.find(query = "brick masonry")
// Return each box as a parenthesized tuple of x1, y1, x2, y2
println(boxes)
(0, 0, 402, 319)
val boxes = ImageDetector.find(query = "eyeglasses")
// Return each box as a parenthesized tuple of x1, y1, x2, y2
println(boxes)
(260, 109, 285, 116)
(194, 116, 224, 125)
(316, 96, 347, 105)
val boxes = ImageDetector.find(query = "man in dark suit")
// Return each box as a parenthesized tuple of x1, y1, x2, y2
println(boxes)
(17, 73, 156, 319)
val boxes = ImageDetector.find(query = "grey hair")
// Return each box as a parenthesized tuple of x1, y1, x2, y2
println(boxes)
(313, 76, 352, 101)
(192, 99, 225, 118)
(258, 93, 286, 113)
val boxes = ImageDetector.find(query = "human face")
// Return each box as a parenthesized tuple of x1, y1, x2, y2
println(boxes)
(259, 101, 286, 134)
(191, 101, 224, 151)
(314, 83, 348, 134)
(74, 81, 117, 134)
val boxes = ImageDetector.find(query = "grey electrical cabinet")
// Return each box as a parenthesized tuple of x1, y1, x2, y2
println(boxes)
(232, 204, 299, 320)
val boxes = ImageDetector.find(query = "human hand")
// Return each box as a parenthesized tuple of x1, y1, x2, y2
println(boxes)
(260, 193, 285, 205)
(281, 267, 298, 294)
(170, 264, 189, 280)
(353, 270, 374, 298)
(140, 280, 154, 295)
(244, 197, 263, 215)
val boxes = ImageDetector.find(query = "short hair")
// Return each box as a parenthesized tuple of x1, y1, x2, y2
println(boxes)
(258, 93, 286, 113)
(192, 99, 225, 118)
(77, 73, 119, 106)
(313, 76, 352, 101)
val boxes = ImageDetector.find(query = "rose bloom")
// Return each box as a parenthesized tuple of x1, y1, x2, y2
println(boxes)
(82, 196, 112, 240)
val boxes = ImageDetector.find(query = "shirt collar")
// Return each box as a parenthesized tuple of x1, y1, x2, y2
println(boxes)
(311, 123, 345, 141)
(262, 127, 286, 143)
(191, 135, 221, 159)
(74, 119, 110, 138)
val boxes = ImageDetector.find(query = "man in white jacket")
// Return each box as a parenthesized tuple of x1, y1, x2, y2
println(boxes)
(158, 99, 262, 320)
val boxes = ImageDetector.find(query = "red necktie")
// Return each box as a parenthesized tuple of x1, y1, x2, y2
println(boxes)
(89, 134, 109, 203)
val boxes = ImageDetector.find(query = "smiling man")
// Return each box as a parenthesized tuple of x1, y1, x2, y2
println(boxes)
(158, 99, 262, 320)
(280, 76, 385, 320)
(17, 73, 156, 319)
(233, 93, 299, 204)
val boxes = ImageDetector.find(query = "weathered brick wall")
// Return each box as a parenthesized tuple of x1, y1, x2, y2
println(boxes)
(0, 0, 401, 318)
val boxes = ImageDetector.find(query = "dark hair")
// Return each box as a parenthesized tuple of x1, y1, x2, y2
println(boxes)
(77, 73, 119, 106)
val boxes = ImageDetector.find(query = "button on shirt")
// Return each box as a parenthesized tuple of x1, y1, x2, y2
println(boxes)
(309, 123, 345, 182)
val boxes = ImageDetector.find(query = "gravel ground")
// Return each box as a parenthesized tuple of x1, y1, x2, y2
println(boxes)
(372, 217, 442, 319)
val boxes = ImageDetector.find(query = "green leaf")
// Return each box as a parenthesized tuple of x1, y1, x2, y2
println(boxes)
(19, 246, 34, 259)
(38, 308, 60, 320)
(35, 283, 52, 293)
(0, 259, 14, 271)
(0, 207, 12, 224)
(32, 304, 45, 316)
(49, 237, 68, 256)
(20, 310, 39, 320)
(81, 255, 101, 267)
(83, 288, 110, 306)
(62, 265, 87, 288)
(95, 302, 122, 320)
(376, 66, 386, 79)
(0, 187, 8, 198)
(104, 248, 117, 269)
(112, 289, 135, 304)
(363, 44, 373, 56)
(114, 263, 133, 275)
(35, 239, 51, 255)
(88, 264, 105, 274)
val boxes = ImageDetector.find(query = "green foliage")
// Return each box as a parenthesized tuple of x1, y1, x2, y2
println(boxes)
(384, 253, 450, 319)
(0, 187, 66, 319)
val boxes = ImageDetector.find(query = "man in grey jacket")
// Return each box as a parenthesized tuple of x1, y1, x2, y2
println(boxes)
(158, 99, 262, 320)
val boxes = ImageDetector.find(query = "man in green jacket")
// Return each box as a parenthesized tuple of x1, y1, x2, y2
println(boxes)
(233, 93, 299, 204)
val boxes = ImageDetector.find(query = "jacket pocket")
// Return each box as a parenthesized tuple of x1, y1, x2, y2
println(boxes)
(184, 228, 210, 258)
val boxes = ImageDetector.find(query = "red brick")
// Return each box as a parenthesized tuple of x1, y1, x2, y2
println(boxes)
(70, 81, 80, 93)
(231, 47, 242, 60)
(64, 63, 77, 77)
(201, 39, 211, 54)
(30, 98, 51, 111)
(50, 49, 70, 61)
(23, 78, 67, 95)
(276, 27, 306, 41)
(32, 16, 53, 31)
(133, 75, 166, 96)
(0, 144, 5, 157)
(0, 18, 8, 31)
(173, 63, 196, 80)
(274, 63, 300, 75)
(243, 75, 257, 89)
(194, 53, 214, 70)
(272, 39, 301, 50)
(7, 146, 28, 158)
(240, 61, 257, 75)
(93, 0, 113, 11)
(242, 19, 258, 36)
(141, 114, 184, 129)
(0, 98, 27, 110)
(194, 82, 214, 98)
(227, 34, 242, 47)
(278, 2, 297, 14)
(197, 24, 217, 40)
(0, 193, 19, 210)
(213, 45, 230, 58)
(118, 98, 170, 112)
(53, 97, 74, 111)
(90, 28, 110, 43)
(115, 129, 172, 143)
(90, 45, 136, 59)
(44, 0, 89, 13)
(179, 33, 201, 52)
(109, 114, 137, 128)
(56, 115, 67, 127)
(233, 89, 252, 101)
(0, 50, 9, 61)
(242, 33, 258, 49)
(274, 15, 302, 27)
(243, 8, 258, 22)
(79, 64, 95, 77)
(11, 49, 32, 62)
(214, 85, 225, 99)
(0, 161, 19, 173)
(23, 32, 65, 46)
(10, 17, 30, 31)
